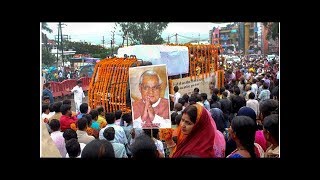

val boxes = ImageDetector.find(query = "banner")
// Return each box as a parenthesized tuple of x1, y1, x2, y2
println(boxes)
(170, 74, 214, 97)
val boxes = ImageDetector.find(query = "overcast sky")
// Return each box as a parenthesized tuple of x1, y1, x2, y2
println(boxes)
(44, 22, 231, 45)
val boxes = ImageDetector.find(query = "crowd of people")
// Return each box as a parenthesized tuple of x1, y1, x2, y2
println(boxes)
(41, 55, 279, 158)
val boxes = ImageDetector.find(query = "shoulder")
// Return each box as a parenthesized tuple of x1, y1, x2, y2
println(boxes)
(159, 98, 169, 104)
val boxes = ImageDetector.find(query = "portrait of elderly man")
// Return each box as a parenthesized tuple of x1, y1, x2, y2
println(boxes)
(131, 68, 171, 129)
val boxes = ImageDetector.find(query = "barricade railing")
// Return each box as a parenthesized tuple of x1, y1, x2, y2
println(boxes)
(49, 78, 91, 98)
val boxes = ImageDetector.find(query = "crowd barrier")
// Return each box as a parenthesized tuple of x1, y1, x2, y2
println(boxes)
(48, 77, 91, 98)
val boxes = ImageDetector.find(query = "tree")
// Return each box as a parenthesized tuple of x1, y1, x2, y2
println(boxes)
(42, 22, 53, 33)
(116, 22, 168, 45)
(41, 22, 53, 52)
(42, 47, 56, 66)
(263, 22, 279, 41)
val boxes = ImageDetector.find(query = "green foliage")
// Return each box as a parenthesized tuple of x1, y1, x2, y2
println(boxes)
(116, 22, 168, 45)
(64, 41, 106, 55)
(42, 48, 56, 66)
(41, 22, 53, 33)
(263, 22, 279, 41)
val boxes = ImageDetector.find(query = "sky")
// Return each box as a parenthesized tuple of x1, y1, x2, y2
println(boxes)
(44, 22, 231, 46)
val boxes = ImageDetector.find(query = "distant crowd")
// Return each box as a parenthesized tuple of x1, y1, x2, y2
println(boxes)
(41, 55, 279, 158)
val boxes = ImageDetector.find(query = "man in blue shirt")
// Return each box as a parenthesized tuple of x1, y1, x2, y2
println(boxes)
(43, 82, 54, 105)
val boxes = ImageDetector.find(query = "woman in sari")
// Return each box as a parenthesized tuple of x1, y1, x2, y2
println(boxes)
(165, 104, 217, 158)
(226, 116, 257, 158)
(263, 114, 279, 158)
(234, 107, 266, 157)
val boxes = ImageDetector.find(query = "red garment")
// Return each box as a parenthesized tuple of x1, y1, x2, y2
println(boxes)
(235, 70, 241, 81)
(60, 115, 77, 132)
(172, 104, 216, 158)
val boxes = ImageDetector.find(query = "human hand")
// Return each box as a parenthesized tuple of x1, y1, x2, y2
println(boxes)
(146, 98, 155, 121)
(141, 102, 149, 122)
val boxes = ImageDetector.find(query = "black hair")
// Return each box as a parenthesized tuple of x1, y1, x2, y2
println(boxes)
(200, 93, 207, 100)
(234, 86, 241, 95)
(77, 117, 88, 131)
(143, 128, 159, 139)
(174, 85, 179, 92)
(42, 104, 49, 113)
(122, 113, 132, 124)
(182, 105, 197, 124)
(193, 88, 200, 93)
(65, 138, 81, 158)
(49, 103, 55, 112)
(248, 92, 255, 99)
(213, 88, 219, 95)
(89, 109, 99, 120)
(131, 134, 158, 159)
(174, 103, 183, 112)
(49, 119, 60, 131)
(231, 116, 257, 158)
(60, 104, 71, 115)
(103, 127, 115, 141)
(171, 112, 178, 125)
(79, 103, 89, 114)
(178, 98, 186, 106)
(42, 96, 50, 101)
(263, 82, 268, 89)
(96, 106, 104, 115)
(63, 129, 77, 141)
(182, 94, 189, 103)
(105, 112, 116, 124)
(259, 99, 279, 119)
(225, 84, 230, 90)
(84, 114, 93, 126)
(77, 80, 82, 85)
(81, 139, 115, 159)
(263, 114, 279, 144)
(222, 91, 228, 98)
(115, 110, 122, 120)
(52, 102, 63, 113)
(62, 99, 72, 105)
(175, 114, 182, 126)
(220, 87, 226, 94)
(188, 96, 197, 105)
(211, 94, 218, 102)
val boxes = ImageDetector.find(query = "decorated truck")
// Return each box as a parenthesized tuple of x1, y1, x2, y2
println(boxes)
(88, 44, 224, 113)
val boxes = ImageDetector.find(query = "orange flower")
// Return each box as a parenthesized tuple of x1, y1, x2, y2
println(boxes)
(70, 123, 78, 131)
(159, 128, 174, 141)
(100, 121, 107, 129)
(86, 127, 93, 136)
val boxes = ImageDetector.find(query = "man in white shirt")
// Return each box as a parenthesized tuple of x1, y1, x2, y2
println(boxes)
(169, 85, 181, 107)
(99, 112, 128, 146)
(70, 80, 85, 114)
(246, 92, 259, 117)
(251, 79, 258, 99)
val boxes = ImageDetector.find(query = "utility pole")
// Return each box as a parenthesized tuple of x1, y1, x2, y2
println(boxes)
(175, 33, 178, 44)
(126, 33, 129, 46)
(56, 24, 60, 67)
(111, 29, 115, 56)
(102, 36, 105, 48)
(167, 35, 170, 44)
(59, 22, 64, 66)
